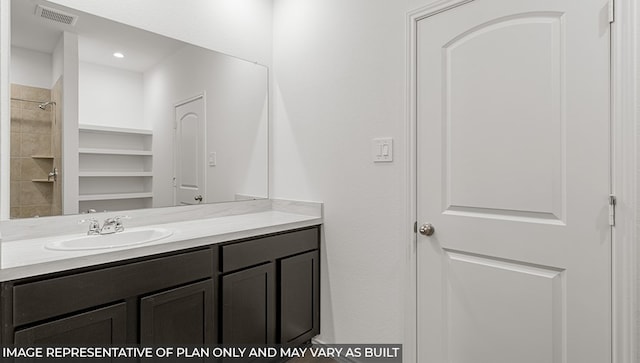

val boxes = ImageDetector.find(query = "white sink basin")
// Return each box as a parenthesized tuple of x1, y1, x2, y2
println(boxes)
(45, 228, 174, 251)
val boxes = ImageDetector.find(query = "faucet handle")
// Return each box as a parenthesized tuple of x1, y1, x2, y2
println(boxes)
(79, 218, 100, 235)
(113, 215, 131, 232)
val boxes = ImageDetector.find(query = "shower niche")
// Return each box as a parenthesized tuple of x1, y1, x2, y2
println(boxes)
(78, 125, 153, 213)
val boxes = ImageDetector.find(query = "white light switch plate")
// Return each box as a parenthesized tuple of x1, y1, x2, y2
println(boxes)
(208, 152, 217, 166)
(372, 138, 393, 162)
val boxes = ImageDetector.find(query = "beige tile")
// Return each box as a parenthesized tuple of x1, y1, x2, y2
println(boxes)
(21, 158, 51, 181)
(10, 207, 21, 219)
(11, 102, 21, 118)
(22, 86, 50, 104)
(11, 117, 21, 133)
(11, 83, 21, 98)
(22, 101, 42, 112)
(22, 109, 52, 135)
(20, 205, 53, 218)
(21, 133, 51, 157)
(51, 135, 61, 158)
(10, 132, 21, 157)
(20, 181, 53, 205)
(10, 181, 20, 207)
(11, 105, 22, 133)
(10, 157, 21, 181)
(11, 99, 21, 110)
(51, 206, 62, 217)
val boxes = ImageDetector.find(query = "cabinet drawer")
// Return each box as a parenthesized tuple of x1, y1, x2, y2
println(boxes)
(221, 227, 319, 272)
(13, 249, 213, 326)
(14, 303, 127, 345)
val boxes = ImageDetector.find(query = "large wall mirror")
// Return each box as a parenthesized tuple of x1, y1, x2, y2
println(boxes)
(8, 0, 269, 219)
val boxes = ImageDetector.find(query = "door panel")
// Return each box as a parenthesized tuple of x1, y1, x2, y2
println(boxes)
(175, 95, 205, 205)
(416, 0, 611, 362)
(280, 250, 320, 345)
(221, 263, 276, 344)
(444, 14, 564, 219)
(140, 280, 214, 345)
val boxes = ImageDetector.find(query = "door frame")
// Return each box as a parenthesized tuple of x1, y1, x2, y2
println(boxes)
(403, 1, 638, 363)
(173, 92, 207, 206)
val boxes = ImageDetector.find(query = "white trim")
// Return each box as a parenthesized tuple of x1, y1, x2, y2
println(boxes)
(405, 3, 477, 362)
(0, 0, 10, 220)
(611, 1, 638, 362)
(405, 0, 638, 362)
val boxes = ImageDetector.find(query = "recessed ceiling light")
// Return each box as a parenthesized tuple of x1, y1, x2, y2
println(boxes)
(113, 52, 124, 58)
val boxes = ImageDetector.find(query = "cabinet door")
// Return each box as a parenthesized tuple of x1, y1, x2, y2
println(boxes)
(280, 250, 320, 344)
(222, 263, 275, 344)
(14, 303, 126, 344)
(140, 280, 214, 345)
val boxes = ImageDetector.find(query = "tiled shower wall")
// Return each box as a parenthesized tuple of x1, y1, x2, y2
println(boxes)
(10, 83, 61, 218)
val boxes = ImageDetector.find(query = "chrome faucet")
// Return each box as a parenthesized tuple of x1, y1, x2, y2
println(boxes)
(47, 167, 58, 182)
(100, 216, 130, 234)
(79, 215, 130, 235)
(79, 217, 100, 235)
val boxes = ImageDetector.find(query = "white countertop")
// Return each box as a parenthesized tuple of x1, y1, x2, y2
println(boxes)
(0, 201, 322, 282)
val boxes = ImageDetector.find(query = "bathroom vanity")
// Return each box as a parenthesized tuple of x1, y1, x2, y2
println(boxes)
(0, 200, 322, 346)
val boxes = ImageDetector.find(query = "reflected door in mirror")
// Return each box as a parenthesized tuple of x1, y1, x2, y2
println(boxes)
(175, 95, 205, 206)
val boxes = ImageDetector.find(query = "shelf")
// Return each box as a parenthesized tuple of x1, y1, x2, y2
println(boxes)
(79, 192, 153, 201)
(32, 179, 54, 183)
(78, 125, 153, 211)
(79, 172, 153, 177)
(31, 155, 54, 159)
(79, 148, 152, 156)
(79, 124, 152, 135)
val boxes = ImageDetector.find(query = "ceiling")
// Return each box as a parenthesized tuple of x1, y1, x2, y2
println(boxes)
(11, 0, 186, 72)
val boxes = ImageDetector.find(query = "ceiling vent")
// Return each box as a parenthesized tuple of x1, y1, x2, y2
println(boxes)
(35, 4, 78, 26)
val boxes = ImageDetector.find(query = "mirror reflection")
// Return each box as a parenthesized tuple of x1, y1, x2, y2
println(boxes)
(9, 0, 269, 219)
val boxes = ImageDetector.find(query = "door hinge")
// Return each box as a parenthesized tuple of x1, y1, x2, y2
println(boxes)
(608, 0, 615, 23)
(609, 194, 616, 226)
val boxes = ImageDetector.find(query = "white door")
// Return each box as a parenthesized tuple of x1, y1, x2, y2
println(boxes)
(416, 0, 611, 362)
(174, 95, 206, 206)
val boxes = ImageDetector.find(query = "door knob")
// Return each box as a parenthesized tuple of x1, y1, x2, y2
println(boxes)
(419, 223, 435, 236)
(194, 195, 203, 202)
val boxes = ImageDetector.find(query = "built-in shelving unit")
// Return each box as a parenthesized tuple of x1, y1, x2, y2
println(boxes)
(78, 124, 153, 212)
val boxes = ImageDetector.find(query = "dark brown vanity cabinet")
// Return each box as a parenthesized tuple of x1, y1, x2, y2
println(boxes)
(0, 225, 320, 346)
(220, 227, 320, 345)
(2, 248, 216, 345)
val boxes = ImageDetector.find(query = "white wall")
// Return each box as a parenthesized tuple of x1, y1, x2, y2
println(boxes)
(47, 0, 273, 66)
(272, 0, 415, 344)
(10, 46, 52, 89)
(61, 31, 79, 215)
(144, 45, 268, 207)
(78, 62, 145, 129)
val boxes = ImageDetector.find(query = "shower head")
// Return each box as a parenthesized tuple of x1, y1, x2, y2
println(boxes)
(38, 101, 56, 110)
